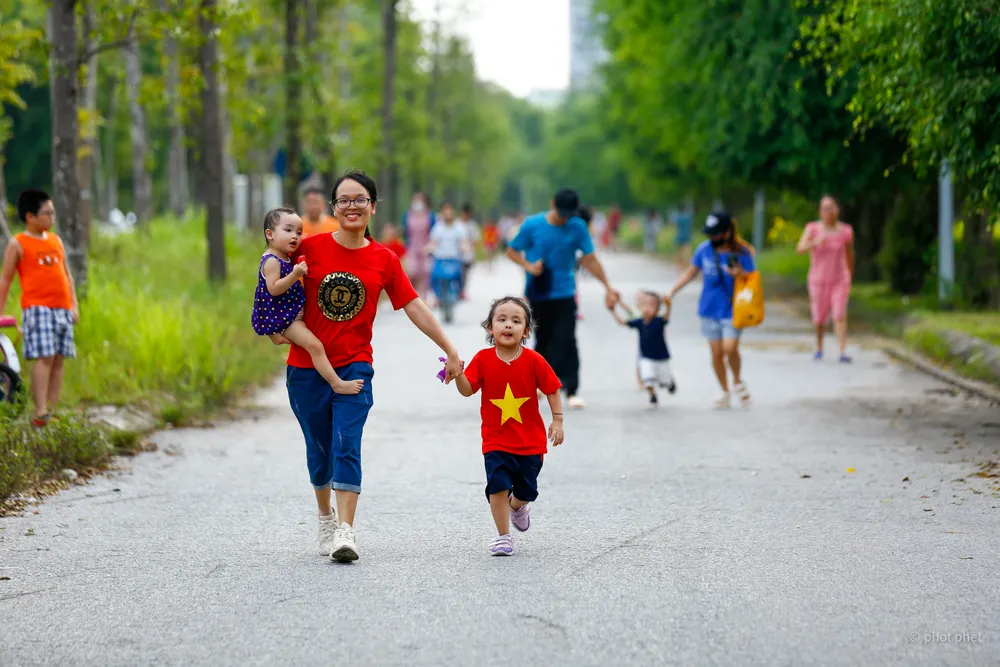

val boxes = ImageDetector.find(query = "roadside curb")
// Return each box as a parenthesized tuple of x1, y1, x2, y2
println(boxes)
(876, 339, 1000, 404)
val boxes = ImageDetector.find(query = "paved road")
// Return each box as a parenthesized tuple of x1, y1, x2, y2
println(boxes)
(2, 252, 998, 667)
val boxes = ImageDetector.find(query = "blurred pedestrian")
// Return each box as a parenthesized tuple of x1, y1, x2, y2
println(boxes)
(665, 211, 755, 409)
(643, 208, 662, 252)
(459, 203, 480, 298)
(401, 192, 436, 299)
(796, 195, 855, 362)
(507, 188, 621, 409)
(301, 187, 339, 237)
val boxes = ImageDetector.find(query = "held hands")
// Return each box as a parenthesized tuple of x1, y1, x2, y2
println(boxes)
(604, 287, 621, 310)
(291, 259, 308, 278)
(442, 352, 464, 384)
(548, 417, 564, 446)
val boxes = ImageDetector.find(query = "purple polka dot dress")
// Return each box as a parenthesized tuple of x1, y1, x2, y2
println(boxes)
(251, 252, 306, 336)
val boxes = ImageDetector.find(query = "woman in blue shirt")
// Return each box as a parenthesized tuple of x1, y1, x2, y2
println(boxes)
(665, 211, 755, 409)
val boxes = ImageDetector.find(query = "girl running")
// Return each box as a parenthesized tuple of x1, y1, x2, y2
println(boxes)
(454, 296, 564, 556)
(251, 208, 363, 396)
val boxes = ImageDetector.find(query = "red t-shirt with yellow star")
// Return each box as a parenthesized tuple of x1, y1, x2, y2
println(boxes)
(462, 347, 562, 455)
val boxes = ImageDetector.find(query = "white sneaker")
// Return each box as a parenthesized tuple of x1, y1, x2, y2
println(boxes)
(331, 523, 359, 562)
(713, 392, 731, 410)
(318, 512, 338, 556)
(567, 395, 586, 409)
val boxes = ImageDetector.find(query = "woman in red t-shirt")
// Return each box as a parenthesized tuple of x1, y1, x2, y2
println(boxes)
(277, 169, 463, 563)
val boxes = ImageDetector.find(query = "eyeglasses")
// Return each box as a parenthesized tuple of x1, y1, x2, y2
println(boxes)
(332, 197, 372, 210)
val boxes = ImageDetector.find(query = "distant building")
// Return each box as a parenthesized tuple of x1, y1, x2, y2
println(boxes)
(569, 0, 608, 90)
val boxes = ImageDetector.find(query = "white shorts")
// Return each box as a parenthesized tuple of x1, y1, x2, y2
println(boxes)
(638, 357, 674, 388)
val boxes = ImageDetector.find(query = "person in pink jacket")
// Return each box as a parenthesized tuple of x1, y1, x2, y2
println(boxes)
(796, 195, 855, 363)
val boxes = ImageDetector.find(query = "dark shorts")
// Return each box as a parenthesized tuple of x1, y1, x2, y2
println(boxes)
(484, 451, 543, 502)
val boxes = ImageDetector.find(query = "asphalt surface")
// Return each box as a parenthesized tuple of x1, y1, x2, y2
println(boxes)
(2, 251, 998, 667)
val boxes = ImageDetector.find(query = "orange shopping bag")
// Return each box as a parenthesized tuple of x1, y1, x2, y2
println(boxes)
(732, 270, 765, 329)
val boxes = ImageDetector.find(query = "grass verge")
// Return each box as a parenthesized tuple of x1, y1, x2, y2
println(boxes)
(1, 213, 284, 506)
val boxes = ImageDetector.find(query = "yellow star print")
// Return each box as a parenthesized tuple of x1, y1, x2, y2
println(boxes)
(490, 383, 530, 425)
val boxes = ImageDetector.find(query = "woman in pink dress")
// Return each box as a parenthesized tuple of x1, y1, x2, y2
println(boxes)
(796, 195, 855, 362)
(401, 192, 435, 298)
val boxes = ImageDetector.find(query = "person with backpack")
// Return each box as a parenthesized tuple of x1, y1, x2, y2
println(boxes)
(664, 211, 756, 409)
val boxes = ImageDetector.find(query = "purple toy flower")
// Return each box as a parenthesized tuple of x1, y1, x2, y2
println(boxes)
(436, 357, 448, 383)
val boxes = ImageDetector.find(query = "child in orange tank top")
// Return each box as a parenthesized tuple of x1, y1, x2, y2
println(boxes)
(0, 190, 80, 426)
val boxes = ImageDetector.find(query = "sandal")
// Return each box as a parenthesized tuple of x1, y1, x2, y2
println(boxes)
(733, 382, 752, 405)
(30, 413, 51, 428)
(713, 392, 731, 410)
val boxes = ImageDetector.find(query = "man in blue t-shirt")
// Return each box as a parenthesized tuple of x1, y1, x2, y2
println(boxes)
(506, 188, 621, 409)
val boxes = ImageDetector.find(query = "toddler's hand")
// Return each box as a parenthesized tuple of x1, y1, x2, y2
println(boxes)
(292, 260, 308, 278)
(548, 419, 564, 446)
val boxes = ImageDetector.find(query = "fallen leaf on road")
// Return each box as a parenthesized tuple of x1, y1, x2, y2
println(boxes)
(958, 556, 973, 560)
(902, 477, 910, 482)
(923, 508, 933, 512)
(846, 467, 856, 473)
(881, 499, 892, 502)
(0, 576, 10, 581)
(800, 474, 811, 479)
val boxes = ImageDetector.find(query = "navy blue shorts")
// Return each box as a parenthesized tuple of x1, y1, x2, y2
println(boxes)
(286, 362, 374, 493)
(484, 451, 543, 502)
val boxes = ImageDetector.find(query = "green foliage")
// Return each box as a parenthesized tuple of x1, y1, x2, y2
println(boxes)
(540, 92, 637, 209)
(877, 188, 938, 295)
(755, 246, 810, 286)
(0, 411, 116, 504)
(803, 0, 1000, 208)
(0, 2, 43, 146)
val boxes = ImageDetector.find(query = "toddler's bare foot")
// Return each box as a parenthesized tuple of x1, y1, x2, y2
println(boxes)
(332, 379, 364, 395)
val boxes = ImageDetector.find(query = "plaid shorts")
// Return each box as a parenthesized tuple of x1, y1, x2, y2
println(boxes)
(23, 306, 76, 360)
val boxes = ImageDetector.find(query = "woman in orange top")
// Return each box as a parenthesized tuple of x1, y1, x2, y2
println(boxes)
(0, 189, 80, 426)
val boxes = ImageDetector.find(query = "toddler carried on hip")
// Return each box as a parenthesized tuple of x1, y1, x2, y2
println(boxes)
(251, 207, 363, 395)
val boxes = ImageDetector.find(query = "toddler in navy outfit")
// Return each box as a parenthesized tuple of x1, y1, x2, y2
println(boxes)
(251, 207, 363, 395)
(611, 290, 677, 405)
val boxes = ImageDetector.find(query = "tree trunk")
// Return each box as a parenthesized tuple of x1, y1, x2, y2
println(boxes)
(304, 0, 335, 188)
(50, 1, 87, 291)
(421, 1, 442, 197)
(103, 74, 118, 216)
(78, 2, 99, 242)
(162, 0, 190, 218)
(220, 71, 235, 223)
(283, 0, 303, 207)
(125, 24, 152, 226)
(0, 143, 12, 253)
(200, 0, 226, 283)
(379, 0, 398, 225)
(337, 1, 351, 173)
